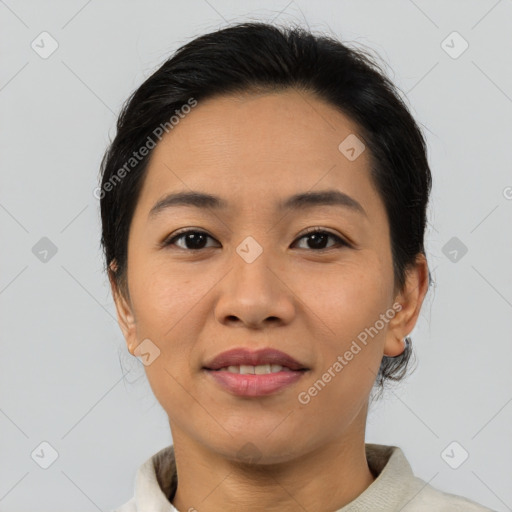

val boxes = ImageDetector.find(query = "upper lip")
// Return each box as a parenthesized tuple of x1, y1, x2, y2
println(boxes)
(203, 348, 308, 371)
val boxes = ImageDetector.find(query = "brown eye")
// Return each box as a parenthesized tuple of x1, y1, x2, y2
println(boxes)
(163, 228, 349, 252)
(164, 230, 219, 250)
(293, 229, 349, 251)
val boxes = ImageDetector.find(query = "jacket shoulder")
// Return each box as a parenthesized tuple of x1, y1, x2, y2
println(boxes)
(404, 480, 495, 511)
(111, 496, 137, 512)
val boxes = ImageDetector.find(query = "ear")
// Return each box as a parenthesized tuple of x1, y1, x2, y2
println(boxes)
(384, 253, 430, 357)
(108, 260, 137, 355)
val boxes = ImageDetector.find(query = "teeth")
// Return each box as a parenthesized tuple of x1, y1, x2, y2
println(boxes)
(240, 364, 255, 374)
(255, 364, 271, 375)
(220, 364, 286, 374)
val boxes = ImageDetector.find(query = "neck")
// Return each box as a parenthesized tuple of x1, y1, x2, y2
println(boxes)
(169, 410, 375, 512)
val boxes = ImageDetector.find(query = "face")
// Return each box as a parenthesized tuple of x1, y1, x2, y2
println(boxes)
(112, 89, 427, 463)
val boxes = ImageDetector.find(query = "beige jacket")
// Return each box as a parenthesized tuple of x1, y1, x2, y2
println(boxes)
(114, 443, 495, 511)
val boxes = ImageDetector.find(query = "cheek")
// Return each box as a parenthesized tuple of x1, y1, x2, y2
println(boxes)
(302, 258, 392, 390)
(128, 255, 209, 336)
(129, 265, 212, 413)
(302, 258, 392, 334)
(126, 262, 213, 405)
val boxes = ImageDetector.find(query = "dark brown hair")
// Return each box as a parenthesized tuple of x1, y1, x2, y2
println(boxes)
(99, 22, 432, 390)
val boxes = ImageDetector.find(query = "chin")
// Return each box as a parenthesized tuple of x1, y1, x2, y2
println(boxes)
(211, 432, 308, 466)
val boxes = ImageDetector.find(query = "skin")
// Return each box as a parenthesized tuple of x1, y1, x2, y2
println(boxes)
(110, 89, 429, 512)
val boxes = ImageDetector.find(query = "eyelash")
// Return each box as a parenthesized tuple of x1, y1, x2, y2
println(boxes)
(162, 227, 350, 252)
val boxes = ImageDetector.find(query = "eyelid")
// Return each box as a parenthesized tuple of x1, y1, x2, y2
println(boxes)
(294, 226, 351, 249)
(161, 227, 219, 248)
(162, 226, 351, 250)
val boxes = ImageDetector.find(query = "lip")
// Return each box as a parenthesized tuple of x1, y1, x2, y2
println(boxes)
(202, 348, 309, 397)
(203, 348, 308, 371)
(204, 369, 306, 397)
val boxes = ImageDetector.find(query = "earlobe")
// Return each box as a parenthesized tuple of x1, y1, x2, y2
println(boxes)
(383, 335, 408, 357)
(108, 260, 138, 351)
(384, 254, 429, 357)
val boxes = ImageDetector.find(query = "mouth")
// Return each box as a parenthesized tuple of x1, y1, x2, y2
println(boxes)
(202, 347, 309, 397)
(203, 347, 308, 372)
(206, 364, 304, 374)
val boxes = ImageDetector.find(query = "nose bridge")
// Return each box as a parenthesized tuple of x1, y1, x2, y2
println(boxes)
(232, 233, 279, 298)
(213, 233, 294, 327)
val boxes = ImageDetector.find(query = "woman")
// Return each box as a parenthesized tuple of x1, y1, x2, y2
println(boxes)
(100, 22, 494, 512)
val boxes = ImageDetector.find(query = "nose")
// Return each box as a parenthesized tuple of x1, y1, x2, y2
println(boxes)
(213, 244, 295, 329)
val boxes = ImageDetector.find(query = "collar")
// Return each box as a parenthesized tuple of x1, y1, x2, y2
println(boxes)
(132, 443, 418, 511)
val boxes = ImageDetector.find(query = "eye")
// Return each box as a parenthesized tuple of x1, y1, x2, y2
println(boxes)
(163, 229, 219, 250)
(292, 228, 349, 251)
(162, 227, 350, 252)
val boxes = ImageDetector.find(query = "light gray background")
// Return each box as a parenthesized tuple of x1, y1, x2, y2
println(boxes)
(1, 1, 511, 511)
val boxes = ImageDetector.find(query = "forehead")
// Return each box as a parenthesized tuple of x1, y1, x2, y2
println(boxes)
(134, 90, 383, 221)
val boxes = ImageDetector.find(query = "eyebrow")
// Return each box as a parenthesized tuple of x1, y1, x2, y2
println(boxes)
(148, 189, 367, 219)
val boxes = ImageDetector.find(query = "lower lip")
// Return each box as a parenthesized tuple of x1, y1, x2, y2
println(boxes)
(204, 369, 307, 397)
